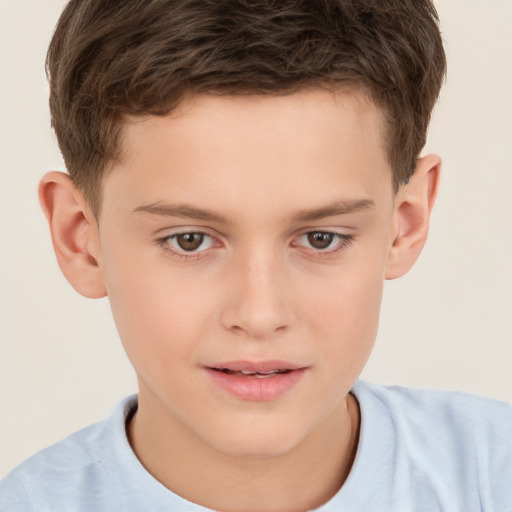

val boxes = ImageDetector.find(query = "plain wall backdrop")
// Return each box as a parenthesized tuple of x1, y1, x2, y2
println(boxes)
(1, 0, 511, 477)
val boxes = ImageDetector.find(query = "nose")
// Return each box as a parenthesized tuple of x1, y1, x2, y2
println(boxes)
(220, 249, 295, 340)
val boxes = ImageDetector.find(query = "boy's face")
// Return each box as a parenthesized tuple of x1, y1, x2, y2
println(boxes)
(97, 89, 396, 457)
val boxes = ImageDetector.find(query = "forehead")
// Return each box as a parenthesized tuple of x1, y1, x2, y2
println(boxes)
(104, 88, 393, 218)
(123, 87, 386, 156)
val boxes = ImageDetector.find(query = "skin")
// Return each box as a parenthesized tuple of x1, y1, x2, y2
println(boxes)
(40, 88, 440, 511)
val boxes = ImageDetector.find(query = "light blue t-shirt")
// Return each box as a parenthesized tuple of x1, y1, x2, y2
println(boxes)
(1, 380, 511, 511)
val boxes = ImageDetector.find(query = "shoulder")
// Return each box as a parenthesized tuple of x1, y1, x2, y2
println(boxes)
(353, 379, 512, 439)
(0, 396, 137, 512)
(355, 378, 512, 412)
(349, 380, 512, 510)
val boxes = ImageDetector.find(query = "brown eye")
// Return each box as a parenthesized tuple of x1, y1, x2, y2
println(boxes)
(307, 232, 334, 249)
(176, 233, 204, 251)
(161, 231, 217, 257)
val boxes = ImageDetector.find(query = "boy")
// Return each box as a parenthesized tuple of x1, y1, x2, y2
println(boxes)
(1, 0, 511, 511)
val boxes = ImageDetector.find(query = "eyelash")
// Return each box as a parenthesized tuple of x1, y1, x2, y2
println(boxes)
(157, 230, 355, 260)
(156, 232, 217, 261)
(293, 231, 355, 257)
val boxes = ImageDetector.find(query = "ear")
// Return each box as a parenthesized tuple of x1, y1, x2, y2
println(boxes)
(38, 171, 107, 298)
(385, 154, 441, 280)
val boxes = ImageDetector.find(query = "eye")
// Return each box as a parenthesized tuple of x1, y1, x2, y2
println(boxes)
(306, 231, 335, 249)
(161, 232, 216, 254)
(294, 230, 353, 253)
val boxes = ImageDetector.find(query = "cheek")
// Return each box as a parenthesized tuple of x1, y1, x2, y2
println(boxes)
(304, 256, 385, 372)
(102, 246, 218, 370)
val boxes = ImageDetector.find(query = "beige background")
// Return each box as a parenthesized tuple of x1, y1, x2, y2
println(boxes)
(1, 0, 511, 477)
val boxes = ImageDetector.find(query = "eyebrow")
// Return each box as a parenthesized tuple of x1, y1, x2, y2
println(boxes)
(133, 203, 229, 223)
(132, 198, 374, 224)
(291, 198, 375, 222)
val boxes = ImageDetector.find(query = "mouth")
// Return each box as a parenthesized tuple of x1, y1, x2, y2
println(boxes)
(203, 361, 308, 401)
(209, 368, 294, 379)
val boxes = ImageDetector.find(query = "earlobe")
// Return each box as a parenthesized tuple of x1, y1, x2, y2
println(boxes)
(38, 171, 107, 299)
(385, 154, 441, 280)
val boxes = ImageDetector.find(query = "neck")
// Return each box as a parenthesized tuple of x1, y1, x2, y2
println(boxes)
(127, 391, 360, 512)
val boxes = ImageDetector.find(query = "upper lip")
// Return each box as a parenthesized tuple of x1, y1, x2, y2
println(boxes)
(205, 360, 307, 372)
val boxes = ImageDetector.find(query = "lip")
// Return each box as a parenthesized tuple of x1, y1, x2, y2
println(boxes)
(206, 360, 306, 373)
(204, 360, 308, 401)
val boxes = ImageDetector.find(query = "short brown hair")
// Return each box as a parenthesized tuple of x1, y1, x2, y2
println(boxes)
(46, 0, 446, 215)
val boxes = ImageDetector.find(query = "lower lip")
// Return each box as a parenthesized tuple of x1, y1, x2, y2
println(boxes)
(204, 368, 307, 401)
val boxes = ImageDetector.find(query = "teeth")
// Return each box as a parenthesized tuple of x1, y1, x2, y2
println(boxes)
(216, 368, 292, 377)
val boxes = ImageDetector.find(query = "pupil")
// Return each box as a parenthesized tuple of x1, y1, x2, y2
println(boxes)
(308, 232, 333, 249)
(176, 233, 204, 251)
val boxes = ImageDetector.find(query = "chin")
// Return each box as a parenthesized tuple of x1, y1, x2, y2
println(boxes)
(202, 415, 310, 459)
(215, 437, 301, 460)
